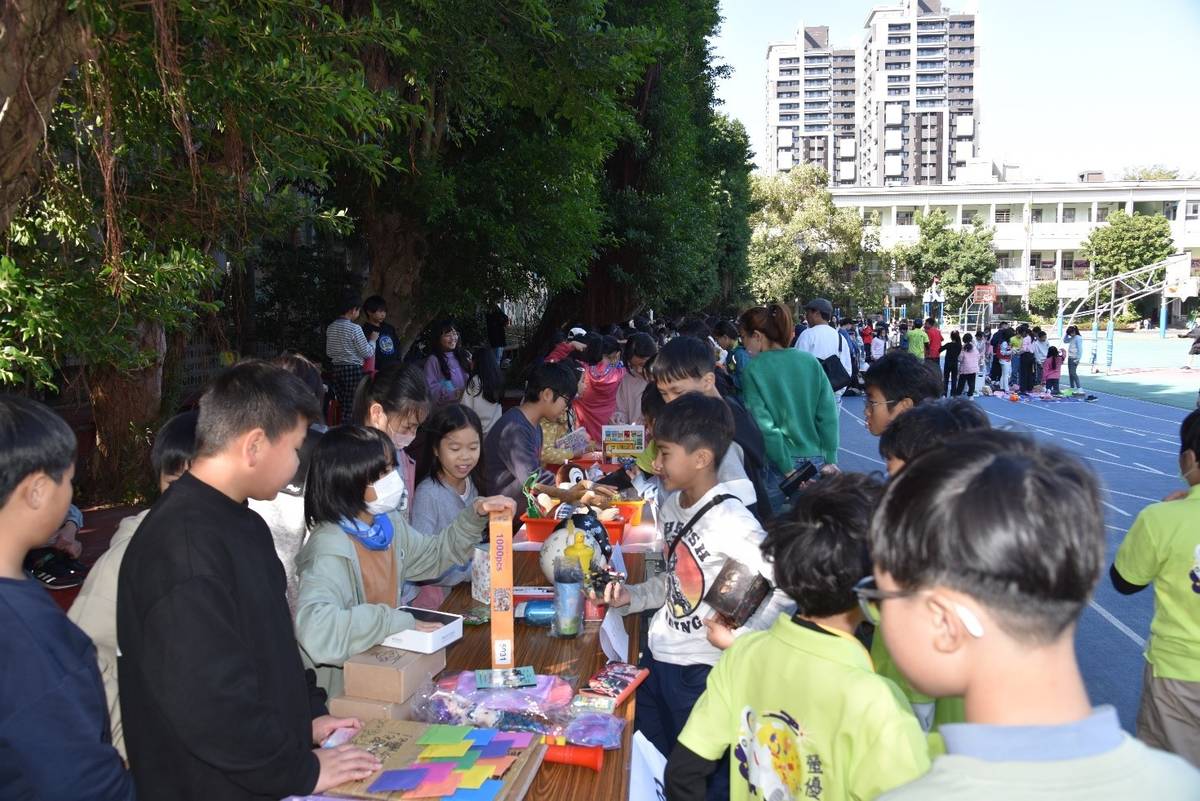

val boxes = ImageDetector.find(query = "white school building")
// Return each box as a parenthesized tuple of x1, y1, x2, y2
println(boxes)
(830, 178, 1200, 306)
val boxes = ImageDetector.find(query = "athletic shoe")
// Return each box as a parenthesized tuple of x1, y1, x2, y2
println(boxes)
(24, 548, 86, 590)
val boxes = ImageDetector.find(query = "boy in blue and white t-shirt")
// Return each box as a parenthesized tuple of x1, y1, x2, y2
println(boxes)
(599, 393, 790, 776)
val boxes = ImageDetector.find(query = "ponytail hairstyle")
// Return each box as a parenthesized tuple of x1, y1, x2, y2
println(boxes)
(352, 363, 431, 428)
(738, 303, 794, 348)
(963, 333, 974, 352)
(429, 319, 471, 381)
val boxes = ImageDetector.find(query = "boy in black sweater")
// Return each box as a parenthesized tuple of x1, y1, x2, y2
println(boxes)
(0, 396, 134, 801)
(117, 361, 381, 801)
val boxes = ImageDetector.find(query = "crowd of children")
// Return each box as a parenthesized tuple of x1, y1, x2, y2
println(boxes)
(3, 296, 1199, 801)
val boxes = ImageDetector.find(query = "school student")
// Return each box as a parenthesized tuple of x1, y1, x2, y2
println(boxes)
(652, 336, 773, 523)
(423, 320, 470, 405)
(360, 295, 400, 372)
(69, 410, 197, 759)
(1111, 409, 1200, 767)
(955, 333, 978, 397)
(483, 362, 577, 515)
(327, 292, 376, 424)
(411, 404, 486, 590)
(353, 364, 433, 525)
(599, 393, 791, 791)
(117, 362, 382, 800)
(666, 474, 929, 801)
(294, 425, 513, 695)
(867, 431, 1200, 800)
(614, 332, 658, 424)
(461, 346, 504, 436)
(861, 351, 942, 437)
(0, 396, 134, 801)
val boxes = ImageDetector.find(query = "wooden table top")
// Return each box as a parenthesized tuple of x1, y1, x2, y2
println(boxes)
(440, 551, 645, 801)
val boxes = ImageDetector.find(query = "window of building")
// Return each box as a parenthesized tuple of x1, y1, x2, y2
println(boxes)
(1063, 207, 1076, 223)
(885, 63, 910, 70)
(995, 208, 1011, 223)
(897, 211, 915, 225)
(917, 61, 943, 69)
(887, 88, 909, 96)
(1097, 206, 1110, 222)
(888, 35, 911, 44)
(885, 48, 910, 56)
(779, 57, 801, 65)
(1031, 209, 1043, 223)
(917, 47, 945, 56)
(888, 75, 908, 83)
(1187, 201, 1200, 220)
(888, 23, 910, 31)
(917, 20, 944, 30)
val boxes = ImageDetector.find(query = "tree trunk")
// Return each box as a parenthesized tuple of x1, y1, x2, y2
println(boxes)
(362, 204, 433, 356)
(85, 321, 165, 501)
(0, 1, 84, 230)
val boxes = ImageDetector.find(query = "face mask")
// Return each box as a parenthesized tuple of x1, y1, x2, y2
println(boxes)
(366, 469, 406, 515)
(391, 430, 415, 451)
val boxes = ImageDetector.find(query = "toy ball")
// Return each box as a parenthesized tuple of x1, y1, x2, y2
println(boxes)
(1009, 393, 1019, 402)
(539, 513, 610, 584)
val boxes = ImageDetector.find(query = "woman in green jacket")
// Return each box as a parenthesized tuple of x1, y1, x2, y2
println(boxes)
(295, 426, 514, 696)
(738, 303, 840, 513)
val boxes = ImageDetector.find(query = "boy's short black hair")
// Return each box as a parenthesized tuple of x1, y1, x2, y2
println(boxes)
(151, 410, 199, 479)
(871, 429, 1105, 644)
(654, 392, 733, 466)
(878, 398, 991, 466)
(601, 335, 621, 357)
(0, 395, 76, 507)
(195, 361, 321, 458)
(1180, 408, 1200, 457)
(641, 382, 666, 424)
(862, 352, 941, 405)
(650, 336, 715, 384)
(362, 295, 387, 314)
(524, 362, 578, 404)
(712, 320, 739, 340)
(304, 425, 393, 527)
(336, 290, 363, 316)
(763, 473, 884, 617)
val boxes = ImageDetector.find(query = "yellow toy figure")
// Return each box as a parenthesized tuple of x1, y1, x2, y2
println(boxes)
(563, 525, 594, 585)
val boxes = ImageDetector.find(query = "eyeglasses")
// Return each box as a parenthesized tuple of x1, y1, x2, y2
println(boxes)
(853, 575, 985, 638)
(864, 399, 897, 413)
(853, 575, 918, 625)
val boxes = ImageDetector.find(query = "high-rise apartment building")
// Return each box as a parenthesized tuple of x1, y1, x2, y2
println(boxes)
(765, 0, 979, 187)
(859, 0, 979, 186)
(765, 25, 858, 184)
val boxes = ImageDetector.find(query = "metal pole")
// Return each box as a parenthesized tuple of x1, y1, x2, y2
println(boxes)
(1160, 286, 1169, 338)
(1105, 284, 1116, 371)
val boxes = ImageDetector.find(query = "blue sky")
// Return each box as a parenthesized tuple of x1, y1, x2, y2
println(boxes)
(713, 0, 1200, 179)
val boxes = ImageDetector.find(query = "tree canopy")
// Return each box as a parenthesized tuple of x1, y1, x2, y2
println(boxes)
(1080, 209, 1175, 280)
(893, 209, 997, 311)
(747, 164, 879, 312)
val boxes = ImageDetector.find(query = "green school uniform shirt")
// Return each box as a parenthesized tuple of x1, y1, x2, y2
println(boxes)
(871, 628, 965, 731)
(679, 615, 930, 801)
(906, 328, 928, 360)
(1114, 483, 1200, 681)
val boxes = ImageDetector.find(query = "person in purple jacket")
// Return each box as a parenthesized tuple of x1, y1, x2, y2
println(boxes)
(423, 320, 471, 405)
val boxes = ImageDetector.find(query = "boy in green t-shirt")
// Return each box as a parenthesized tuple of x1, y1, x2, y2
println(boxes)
(1111, 408, 1200, 767)
(906, 322, 928, 361)
(866, 430, 1199, 801)
(666, 474, 929, 801)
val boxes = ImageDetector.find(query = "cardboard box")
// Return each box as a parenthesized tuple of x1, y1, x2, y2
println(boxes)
(381, 607, 463, 654)
(329, 693, 417, 721)
(343, 645, 446, 704)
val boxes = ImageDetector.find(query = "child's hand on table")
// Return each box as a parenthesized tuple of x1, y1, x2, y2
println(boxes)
(312, 715, 362, 747)
(704, 615, 735, 650)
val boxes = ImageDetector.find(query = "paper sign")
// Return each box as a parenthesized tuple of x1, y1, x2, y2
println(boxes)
(601, 425, 645, 459)
(601, 543, 631, 662)
(630, 731, 668, 801)
(489, 509, 515, 668)
(554, 426, 591, 458)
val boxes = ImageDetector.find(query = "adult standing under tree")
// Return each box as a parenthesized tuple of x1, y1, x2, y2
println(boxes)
(740, 304, 839, 512)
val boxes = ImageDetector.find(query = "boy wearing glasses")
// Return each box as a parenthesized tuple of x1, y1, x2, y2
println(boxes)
(866, 430, 1200, 800)
(861, 352, 942, 436)
(665, 473, 928, 801)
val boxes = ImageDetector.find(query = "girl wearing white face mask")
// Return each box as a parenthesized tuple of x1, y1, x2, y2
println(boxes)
(352, 364, 432, 524)
(294, 426, 515, 696)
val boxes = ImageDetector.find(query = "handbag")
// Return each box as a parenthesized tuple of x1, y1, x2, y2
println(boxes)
(818, 333, 851, 392)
